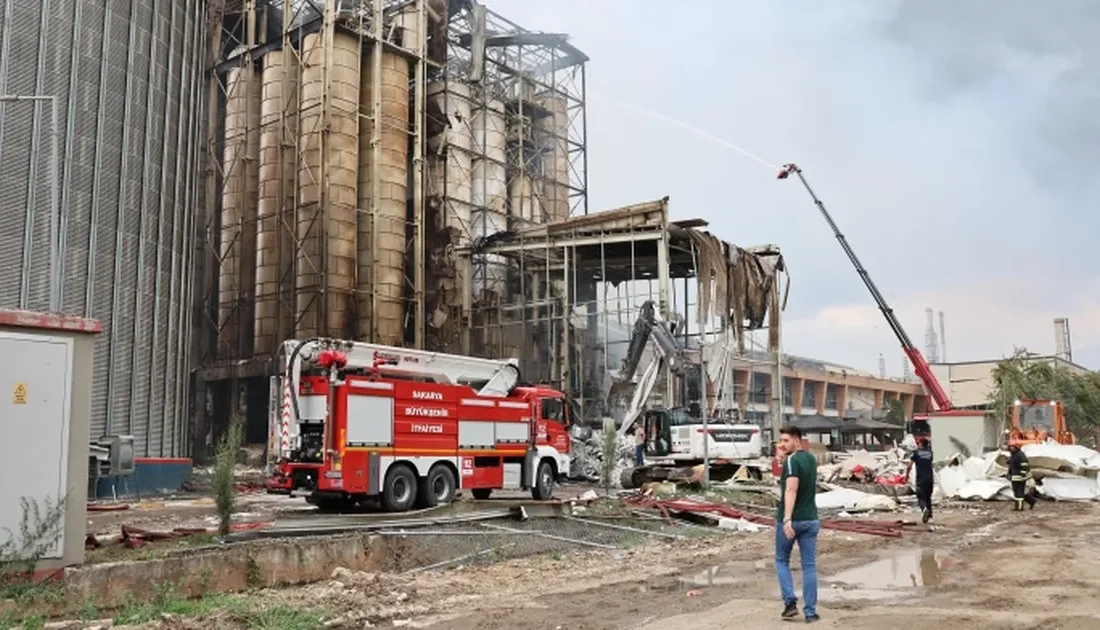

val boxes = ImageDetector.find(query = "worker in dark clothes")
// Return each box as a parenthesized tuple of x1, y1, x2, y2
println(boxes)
(1007, 442, 1037, 511)
(904, 438, 936, 531)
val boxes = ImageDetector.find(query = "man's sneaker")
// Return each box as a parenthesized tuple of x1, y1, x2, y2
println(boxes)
(921, 508, 930, 524)
(926, 523, 936, 532)
(782, 601, 799, 619)
(805, 614, 821, 623)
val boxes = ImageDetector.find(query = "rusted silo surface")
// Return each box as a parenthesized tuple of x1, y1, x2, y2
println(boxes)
(219, 61, 261, 357)
(357, 51, 410, 346)
(537, 96, 570, 223)
(297, 32, 360, 338)
(254, 50, 298, 355)
(472, 97, 508, 296)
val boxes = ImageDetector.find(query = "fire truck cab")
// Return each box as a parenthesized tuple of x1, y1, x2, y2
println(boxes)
(266, 339, 572, 512)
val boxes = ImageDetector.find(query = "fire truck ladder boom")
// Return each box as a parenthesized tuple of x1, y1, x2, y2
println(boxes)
(777, 163, 952, 412)
(282, 339, 521, 397)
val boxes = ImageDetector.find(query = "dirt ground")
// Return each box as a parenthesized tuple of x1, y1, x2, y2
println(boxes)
(239, 501, 1100, 629)
(82, 489, 1100, 629)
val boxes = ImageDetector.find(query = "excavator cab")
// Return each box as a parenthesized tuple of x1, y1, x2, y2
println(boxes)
(642, 407, 675, 457)
(1008, 398, 1076, 446)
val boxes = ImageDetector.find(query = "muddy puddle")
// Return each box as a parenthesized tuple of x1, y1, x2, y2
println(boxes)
(679, 560, 770, 588)
(824, 549, 959, 600)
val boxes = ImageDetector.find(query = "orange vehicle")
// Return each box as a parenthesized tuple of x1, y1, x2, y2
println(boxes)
(1006, 398, 1076, 446)
(265, 338, 574, 512)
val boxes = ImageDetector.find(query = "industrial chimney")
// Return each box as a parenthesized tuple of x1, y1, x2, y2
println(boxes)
(1054, 318, 1073, 363)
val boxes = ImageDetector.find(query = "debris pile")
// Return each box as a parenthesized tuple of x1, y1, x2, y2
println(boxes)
(570, 428, 635, 486)
(819, 448, 909, 485)
(937, 443, 1100, 502)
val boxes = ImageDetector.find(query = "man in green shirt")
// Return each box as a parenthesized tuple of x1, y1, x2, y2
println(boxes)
(775, 425, 820, 623)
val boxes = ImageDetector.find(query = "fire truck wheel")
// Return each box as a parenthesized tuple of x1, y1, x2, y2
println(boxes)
(532, 459, 555, 501)
(418, 465, 457, 508)
(382, 465, 418, 512)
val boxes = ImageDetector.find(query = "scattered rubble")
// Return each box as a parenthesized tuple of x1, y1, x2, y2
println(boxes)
(936, 442, 1100, 502)
(570, 428, 634, 485)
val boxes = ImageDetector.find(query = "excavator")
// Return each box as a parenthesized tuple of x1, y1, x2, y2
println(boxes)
(1006, 398, 1076, 446)
(611, 301, 767, 488)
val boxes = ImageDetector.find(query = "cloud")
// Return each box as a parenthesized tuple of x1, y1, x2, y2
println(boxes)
(483, 0, 1100, 371)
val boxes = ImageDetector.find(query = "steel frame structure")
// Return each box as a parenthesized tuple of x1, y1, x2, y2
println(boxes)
(425, 4, 589, 354)
(467, 198, 786, 425)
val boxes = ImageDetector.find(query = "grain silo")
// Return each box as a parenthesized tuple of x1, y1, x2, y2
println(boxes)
(253, 50, 299, 356)
(357, 50, 410, 346)
(472, 96, 508, 296)
(537, 96, 570, 223)
(0, 0, 206, 458)
(427, 81, 474, 236)
(509, 174, 542, 223)
(296, 31, 360, 338)
(218, 56, 260, 357)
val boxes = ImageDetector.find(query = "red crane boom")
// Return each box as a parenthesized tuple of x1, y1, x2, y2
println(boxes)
(777, 163, 953, 412)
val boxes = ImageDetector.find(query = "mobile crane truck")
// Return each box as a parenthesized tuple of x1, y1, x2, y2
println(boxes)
(266, 338, 573, 512)
(778, 163, 1080, 454)
(777, 163, 954, 440)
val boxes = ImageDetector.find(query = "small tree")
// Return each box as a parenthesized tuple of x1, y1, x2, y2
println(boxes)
(885, 399, 905, 426)
(212, 422, 244, 536)
(988, 348, 1100, 436)
(0, 496, 66, 598)
(600, 420, 620, 495)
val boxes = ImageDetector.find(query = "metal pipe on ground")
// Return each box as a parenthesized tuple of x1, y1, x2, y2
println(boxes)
(480, 523, 618, 549)
(624, 495, 905, 538)
(404, 543, 519, 575)
(561, 515, 683, 540)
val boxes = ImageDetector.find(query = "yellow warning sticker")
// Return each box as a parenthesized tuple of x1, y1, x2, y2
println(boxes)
(12, 383, 27, 405)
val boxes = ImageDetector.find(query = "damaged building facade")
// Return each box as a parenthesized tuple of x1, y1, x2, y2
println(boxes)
(468, 198, 789, 425)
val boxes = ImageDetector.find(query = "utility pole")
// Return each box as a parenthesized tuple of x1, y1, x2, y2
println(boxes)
(770, 273, 784, 440)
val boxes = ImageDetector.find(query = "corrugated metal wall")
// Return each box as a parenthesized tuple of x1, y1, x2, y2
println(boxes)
(0, 0, 207, 457)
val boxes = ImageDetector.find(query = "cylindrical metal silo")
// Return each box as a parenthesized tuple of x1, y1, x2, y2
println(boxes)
(297, 31, 360, 338)
(0, 0, 207, 457)
(357, 51, 410, 346)
(219, 58, 260, 357)
(509, 174, 542, 224)
(427, 81, 473, 236)
(254, 50, 298, 355)
(472, 96, 508, 297)
(537, 96, 570, 223)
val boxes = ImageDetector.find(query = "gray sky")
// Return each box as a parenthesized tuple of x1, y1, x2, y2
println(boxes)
(489, 0, 1099, 374)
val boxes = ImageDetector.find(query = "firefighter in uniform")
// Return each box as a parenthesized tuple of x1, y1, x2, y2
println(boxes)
(1007, 442, 1037, 511)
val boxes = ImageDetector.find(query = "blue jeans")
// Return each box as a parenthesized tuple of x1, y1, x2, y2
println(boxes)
(775, 520, 820, 618)
(634, 445, 645, 466)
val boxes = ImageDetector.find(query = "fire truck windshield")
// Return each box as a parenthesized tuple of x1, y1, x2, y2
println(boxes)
(541, 397, 564, 423)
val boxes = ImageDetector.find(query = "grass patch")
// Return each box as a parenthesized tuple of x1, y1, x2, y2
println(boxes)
(618, 533, 648, 549)
(85, 532, 221, 565)
(114, 587, 329, 630)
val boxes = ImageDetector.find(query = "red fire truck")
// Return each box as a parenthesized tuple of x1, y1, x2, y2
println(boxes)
(265, 338, 573, 512)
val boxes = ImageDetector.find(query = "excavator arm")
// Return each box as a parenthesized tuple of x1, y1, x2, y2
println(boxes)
(613, 301, 687, 438)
